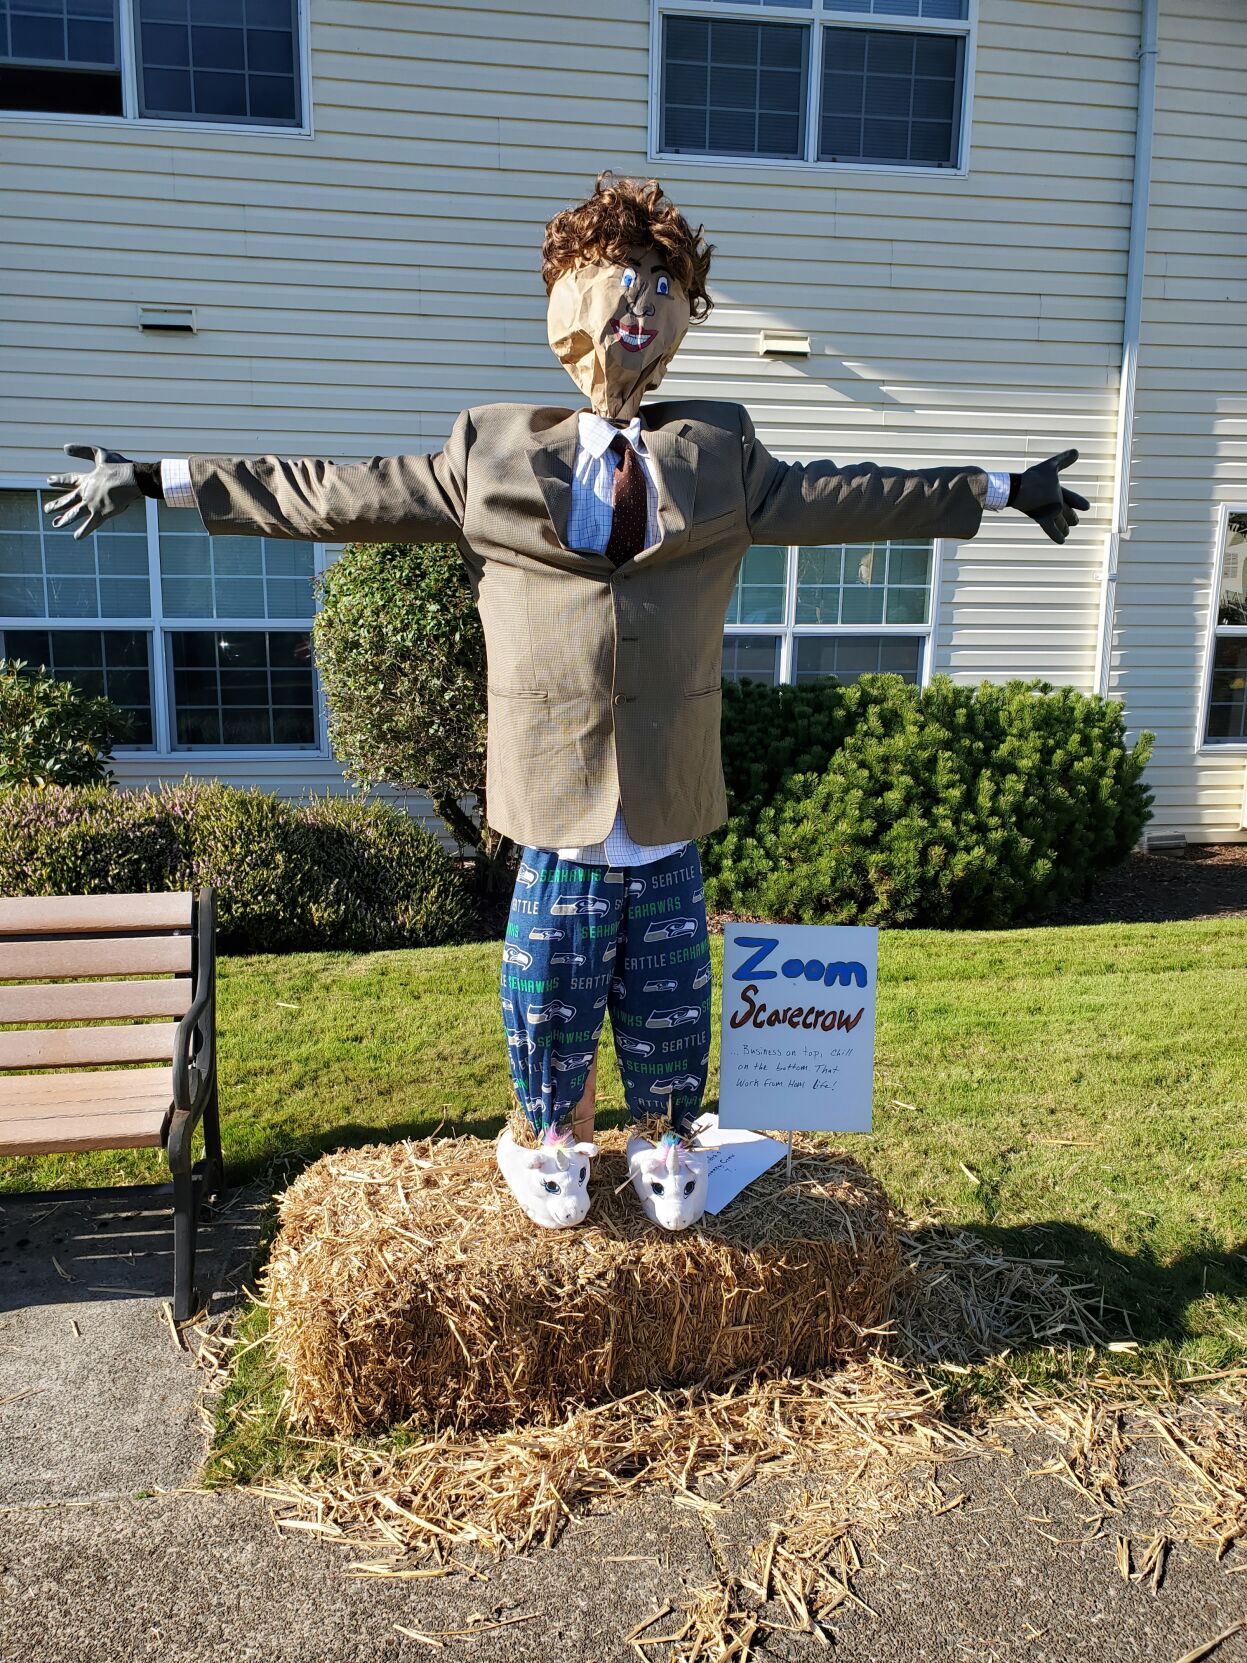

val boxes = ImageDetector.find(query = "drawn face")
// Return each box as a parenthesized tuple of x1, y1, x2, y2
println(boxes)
(546, 241, 692, 420)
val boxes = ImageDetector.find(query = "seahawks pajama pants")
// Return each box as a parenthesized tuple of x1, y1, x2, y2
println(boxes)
(500, 841, 712, 1137)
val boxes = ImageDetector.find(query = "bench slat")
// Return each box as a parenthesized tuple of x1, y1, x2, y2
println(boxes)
(0, 1023, 179, 1070)
(0, 893, 193, 936)
(0, 979, 191, 1024)
(0, 1106, 169, 1154)
(0, 1067, 174, 1113)
(0, 936, 192, 981)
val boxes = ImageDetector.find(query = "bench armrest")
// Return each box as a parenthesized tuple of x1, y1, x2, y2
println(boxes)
(173, 889, 215, 1116)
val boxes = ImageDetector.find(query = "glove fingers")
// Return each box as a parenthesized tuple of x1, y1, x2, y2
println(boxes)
(44, 489, 82, 513)
(63, 443, 98, 462)
(45, 473, 85, 491)
(1049, 448, 1079, 471)
(72, 511, 100, 541)
(1063, 489, 1090, 512)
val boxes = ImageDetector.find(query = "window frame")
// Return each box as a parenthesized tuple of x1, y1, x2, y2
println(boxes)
(1197, 501, 1247, 754)
(0, 473, 331, 759)
(722, 534, 944, 686)
(0, 0, 312, 136)
(648, 0, 977, 176)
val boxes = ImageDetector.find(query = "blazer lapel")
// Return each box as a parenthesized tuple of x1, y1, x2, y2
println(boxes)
(632, 419, 697, 568)
(526, 411, 582, 553)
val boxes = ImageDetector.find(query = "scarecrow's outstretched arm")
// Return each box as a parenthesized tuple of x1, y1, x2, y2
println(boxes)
(740, 406, 1088, 547)
(44, 414, 471, 545)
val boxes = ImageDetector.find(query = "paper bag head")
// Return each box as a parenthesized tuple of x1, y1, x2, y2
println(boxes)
(543, 173, 713, 421)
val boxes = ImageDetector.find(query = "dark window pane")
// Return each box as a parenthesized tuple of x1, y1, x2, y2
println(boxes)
(663, 15, 806, 159)
(10, 13, 64, 60)
(169, 628, 316, 748)
(142, 63, 191, 109)
(142, 20, 189, 64)
(245, 23, 290, 71)
(191, 20, 242, 67)
(66, 17, 112, 61)
(1205, 638, 1247, 743)
(820, 26, 961, 165)
(136, 0, 298, 125)
(1, 627, 153, 744)
(722, 635, 780, 686)
(193, 68, 246, 114)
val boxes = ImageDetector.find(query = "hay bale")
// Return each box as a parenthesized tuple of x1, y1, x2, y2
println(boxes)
(262, 1129, 901, 1436)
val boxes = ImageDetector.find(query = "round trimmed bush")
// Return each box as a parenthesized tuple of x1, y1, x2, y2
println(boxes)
(0, 782, 474, 953)
(704, 676, 1153, 928)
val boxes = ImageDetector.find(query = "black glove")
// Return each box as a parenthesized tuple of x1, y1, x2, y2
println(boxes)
(1007, 448, 1089, 545)
(44, 444, 163, 541)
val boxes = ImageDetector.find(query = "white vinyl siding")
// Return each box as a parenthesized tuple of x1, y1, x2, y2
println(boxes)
(0, 0, 1242, 841)
(1101, 0, 1247, 839)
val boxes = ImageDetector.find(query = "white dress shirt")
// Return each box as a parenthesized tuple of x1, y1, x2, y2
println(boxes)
(159, 437, 1011, 870)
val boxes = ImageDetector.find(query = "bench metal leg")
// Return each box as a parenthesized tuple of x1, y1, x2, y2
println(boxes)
(167, 1113, 197, 1324)
(201, 1077, 224, 1199)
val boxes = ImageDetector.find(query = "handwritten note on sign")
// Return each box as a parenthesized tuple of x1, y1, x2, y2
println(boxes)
(718, 922, 878, 1134)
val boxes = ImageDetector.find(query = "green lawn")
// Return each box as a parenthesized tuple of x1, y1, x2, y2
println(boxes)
(6, 919, 1245, 1373)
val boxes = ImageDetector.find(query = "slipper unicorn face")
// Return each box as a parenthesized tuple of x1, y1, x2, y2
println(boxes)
(626, 1131, 708, 1232)
(496, 1126, 598, 1229)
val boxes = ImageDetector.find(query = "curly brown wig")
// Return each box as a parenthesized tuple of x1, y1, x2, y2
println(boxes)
(541, 172, 714, 321)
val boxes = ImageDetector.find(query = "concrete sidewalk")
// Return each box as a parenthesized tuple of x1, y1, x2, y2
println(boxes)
(0, 1183, 1243, 1663)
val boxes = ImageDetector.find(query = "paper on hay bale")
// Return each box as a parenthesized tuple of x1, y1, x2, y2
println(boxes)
(262, 1128, 901, 1437)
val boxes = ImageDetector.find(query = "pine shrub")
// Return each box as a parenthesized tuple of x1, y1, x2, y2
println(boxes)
(704, 676, 1153, 927)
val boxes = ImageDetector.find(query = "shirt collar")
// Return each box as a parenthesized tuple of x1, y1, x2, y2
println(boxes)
(577, 409, 645, 459)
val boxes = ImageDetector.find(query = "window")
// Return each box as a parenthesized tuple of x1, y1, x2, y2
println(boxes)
(1, 0, 303, 125)
(0, 484, 322, 753)
(0, 0, 121, 115)
(656, 0, 970, 170)
(723, 536, 937, 686)
(1202, 509, 1247, 746)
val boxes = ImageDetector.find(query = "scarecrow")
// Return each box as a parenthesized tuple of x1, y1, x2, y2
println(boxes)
(45, 174, 1088, 1232)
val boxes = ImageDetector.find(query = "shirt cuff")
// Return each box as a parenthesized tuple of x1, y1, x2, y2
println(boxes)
(983, 469, 1011, 511)
(160, 458, 196, 508)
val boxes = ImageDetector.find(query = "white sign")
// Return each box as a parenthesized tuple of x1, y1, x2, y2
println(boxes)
(718, 922, 878, 1134)
(687, 1113, 788, 1214)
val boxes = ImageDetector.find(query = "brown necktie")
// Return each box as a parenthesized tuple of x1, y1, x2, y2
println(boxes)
(604, 433, 647, 567)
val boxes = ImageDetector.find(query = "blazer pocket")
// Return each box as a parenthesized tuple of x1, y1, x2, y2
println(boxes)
(685, 507, 739, 548)
(685, 681, 723, 699)
(488, 684, 548, 700)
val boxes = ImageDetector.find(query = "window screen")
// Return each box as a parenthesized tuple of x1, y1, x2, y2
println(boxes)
(823, 0, 967, 17)
(136, 0, 300, 126)
(0, 0, 121, 114)
(661, 14, 808, 159)
(819, 24, 962, 165)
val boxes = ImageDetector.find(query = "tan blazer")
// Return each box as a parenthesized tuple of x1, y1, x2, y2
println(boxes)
(188, 400, 991, 849)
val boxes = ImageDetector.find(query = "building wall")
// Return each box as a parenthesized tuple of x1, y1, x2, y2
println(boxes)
(1105, 0, 1247, 838)
(1, 0, 1239, 838)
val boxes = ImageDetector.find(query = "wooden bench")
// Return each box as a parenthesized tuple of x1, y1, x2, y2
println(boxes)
(0, 889, 223, 1322)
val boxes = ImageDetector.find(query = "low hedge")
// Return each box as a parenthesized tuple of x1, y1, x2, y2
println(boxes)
(705, 676, 1153, 927)
(0, 782, 474, 953)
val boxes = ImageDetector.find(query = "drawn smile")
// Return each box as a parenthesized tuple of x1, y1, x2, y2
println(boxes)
(613, 319, 657, 352)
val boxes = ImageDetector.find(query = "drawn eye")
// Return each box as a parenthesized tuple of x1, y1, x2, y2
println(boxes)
(656, 275, 670, 296)
(621, 268, 636, 291)
(651, 1179, 665, 1196)
(684, 1179, 696, 1197)
(578, 1164, 587, 1184)
(542, 1179, 560, 1194)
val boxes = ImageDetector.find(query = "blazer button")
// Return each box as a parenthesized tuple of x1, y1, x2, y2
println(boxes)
(613, 694, 625, 705)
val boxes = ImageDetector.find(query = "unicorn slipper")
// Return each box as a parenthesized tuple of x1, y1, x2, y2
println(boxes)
(626, 1130, 709, 1232)
(496, 1126, 599, 1229)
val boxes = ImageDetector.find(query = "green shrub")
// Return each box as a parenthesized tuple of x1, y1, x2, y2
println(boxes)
(0, 659, 132, 787)
(0, 782, 474, 952)
(704, 676, 1153, 927)
(312, 542, 502, 868)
